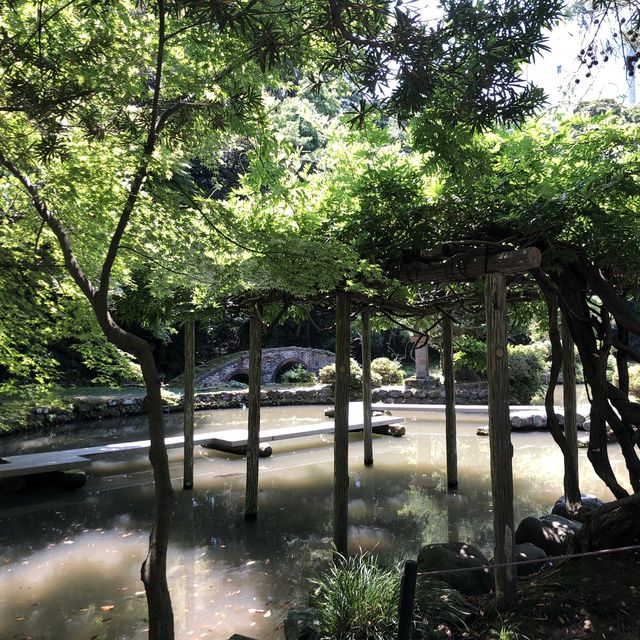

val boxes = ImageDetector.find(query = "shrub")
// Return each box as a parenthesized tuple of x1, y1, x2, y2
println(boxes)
(613, 363, 640, 398)
(309, 553, 400, 640)
(319, 358, 374, 396)
(508, 344, 546, 404)
(370, 357, 405, 385)
(279, 364, 318, 385)
(453, 336, 487, 380)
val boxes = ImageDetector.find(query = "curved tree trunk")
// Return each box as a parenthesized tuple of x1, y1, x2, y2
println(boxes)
(139, 348, 175, 639)
(553, 267, 632, 498)
(96, 321, 175, 640)
(535, 271, 582, 510)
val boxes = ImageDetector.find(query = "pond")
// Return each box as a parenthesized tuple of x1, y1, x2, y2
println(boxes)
(0, 404, 625, 640)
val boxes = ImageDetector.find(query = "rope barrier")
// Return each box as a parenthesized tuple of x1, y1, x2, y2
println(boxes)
(414, 543, 640, 577)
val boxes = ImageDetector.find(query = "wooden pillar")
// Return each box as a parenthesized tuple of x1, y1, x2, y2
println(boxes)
(362, 310, 374, 466)
(561, 315, 581, 511)
(183, 319, 195, 490)
(334, 291, 351, 556)
(442, 316, 458, 488)
(485, 273, 516, 608)
(245, 312, 262, 520)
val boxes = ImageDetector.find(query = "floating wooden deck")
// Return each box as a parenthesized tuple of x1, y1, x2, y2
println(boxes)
(0, 452, 93, 478)
(200, 414, 405, 455)
(0, 414, 405, 478)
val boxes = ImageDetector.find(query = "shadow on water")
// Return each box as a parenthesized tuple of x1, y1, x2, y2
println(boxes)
(0, 404, 624, 639)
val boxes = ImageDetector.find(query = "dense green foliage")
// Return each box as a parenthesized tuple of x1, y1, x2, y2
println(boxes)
(370, 357, 405, 385)
(507, 344, 546, 404)
(319, 358, 382, 395)
(278, 364, 317, 385)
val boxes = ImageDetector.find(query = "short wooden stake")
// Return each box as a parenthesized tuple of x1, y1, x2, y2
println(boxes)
(485, 273, 516, 608)
(397, 559, 418, 640)
(362, 310, 373, 466)
(442, 315, 458, 488)
(183, 319, 195, 490)
(245, 311, 262, 520)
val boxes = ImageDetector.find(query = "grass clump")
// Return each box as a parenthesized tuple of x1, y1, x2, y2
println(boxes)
(309, 552, 400, 640)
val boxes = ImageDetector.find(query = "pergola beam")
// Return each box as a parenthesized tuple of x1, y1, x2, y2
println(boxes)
(400, 247, 542, 284)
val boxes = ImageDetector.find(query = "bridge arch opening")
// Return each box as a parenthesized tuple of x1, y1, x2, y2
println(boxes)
(227, 371, 249, 384)
(273, 359, 309, 383)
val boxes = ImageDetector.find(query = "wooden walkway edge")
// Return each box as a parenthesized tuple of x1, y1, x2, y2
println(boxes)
(0, 415, 405, 478)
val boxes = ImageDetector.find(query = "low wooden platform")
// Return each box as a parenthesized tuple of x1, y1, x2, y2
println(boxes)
(201, 415, 405, 455)
(0, 452, 93, 479)
(0, 415, 405, 478)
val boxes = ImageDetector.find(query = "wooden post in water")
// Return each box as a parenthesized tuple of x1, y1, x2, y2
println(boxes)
(442, 315, 458, 488)
(245, 311, 262, 521)
(334, 291, 351, 555)
(362, 309, 374, 466)
(561, 315, 581, 511)
(183, 319, 195, 490)
(484, 273, 516, 608)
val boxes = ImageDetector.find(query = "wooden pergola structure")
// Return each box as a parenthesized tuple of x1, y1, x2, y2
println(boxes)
(181, 245, 581, 608)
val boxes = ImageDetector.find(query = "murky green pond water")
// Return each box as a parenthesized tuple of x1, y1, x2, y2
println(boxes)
(0, 404, 624, 639)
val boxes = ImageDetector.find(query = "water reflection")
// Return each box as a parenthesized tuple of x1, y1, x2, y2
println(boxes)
(0, 404, 624, 639)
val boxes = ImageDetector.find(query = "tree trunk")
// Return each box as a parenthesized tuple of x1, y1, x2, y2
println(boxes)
(361, 310, 373, 466)
(138, 347, 175, 640)
(334, 291, 351, 556)
(561, 314, 581, 513)
(245, 311, 262, 520)
(183, 319, 195, 490)
(485, 273, 516, 609)
(442, 315, 458, 489)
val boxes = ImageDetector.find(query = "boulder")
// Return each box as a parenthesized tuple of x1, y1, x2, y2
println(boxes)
(513, 543, 548, 576)
(552, 494, 604, 518)
(416, 542, 493, 596)
(284, 606, 317, 640)
(515, 515, 581, 556)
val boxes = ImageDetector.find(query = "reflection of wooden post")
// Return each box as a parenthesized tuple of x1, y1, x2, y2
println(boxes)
(442, 316, 458, 488)
(362, 310, 373, 466)
(334, 291, 350, 556)
(485, 273, 516, 608)
(183, 319, 195, 490)
(245, 311, 262, 520)
(561, 315, 581, 511)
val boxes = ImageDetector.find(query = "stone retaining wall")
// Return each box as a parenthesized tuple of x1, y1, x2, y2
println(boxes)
(23, 382, 496, 430)
(374, 383, 489, 405)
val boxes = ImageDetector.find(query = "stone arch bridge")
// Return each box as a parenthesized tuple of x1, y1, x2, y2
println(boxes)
(192, 347, 335, 387)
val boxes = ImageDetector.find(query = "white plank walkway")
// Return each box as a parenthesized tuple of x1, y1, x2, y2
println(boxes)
(201, 415, 404, 449)
(0, 452, 93, 478)
(0, 415, 405, 478)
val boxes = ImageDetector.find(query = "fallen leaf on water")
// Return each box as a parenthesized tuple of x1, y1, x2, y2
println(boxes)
(100, 605, 115, 612)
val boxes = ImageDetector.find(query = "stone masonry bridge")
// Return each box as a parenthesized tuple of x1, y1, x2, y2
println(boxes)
(189, 347, 335, 387)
